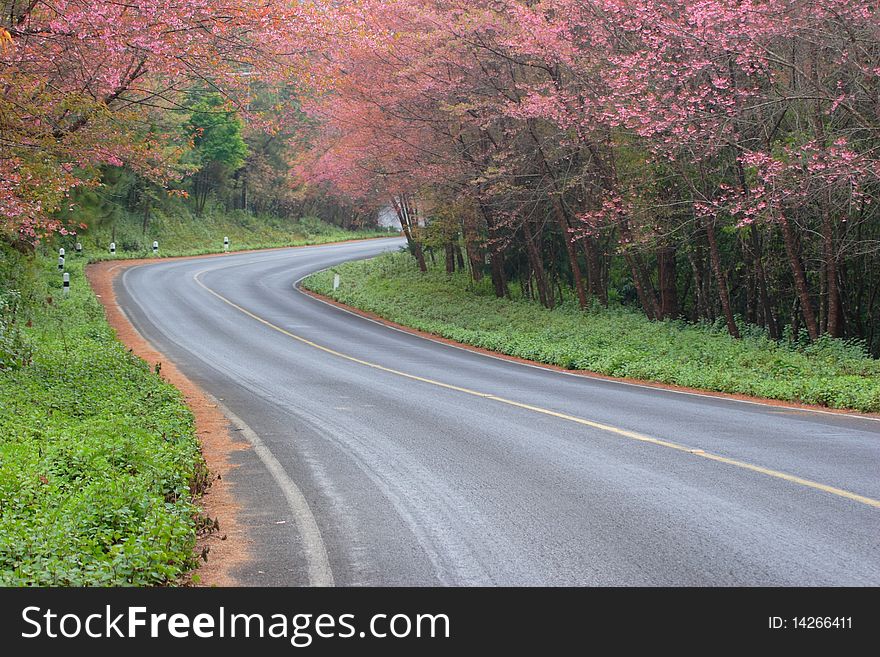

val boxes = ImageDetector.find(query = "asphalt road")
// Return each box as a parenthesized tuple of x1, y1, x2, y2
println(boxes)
(118, 238, 880, 586)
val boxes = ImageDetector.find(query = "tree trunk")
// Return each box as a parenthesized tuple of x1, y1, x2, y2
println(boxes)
(705, 219, 740, 338)
(455, 244, 465, 271)
(687, 250, 709, 321)
(444, 242, 455, 274)
(412, 241, 428, 272)
(625, 253, 661, 321)
(462, 214, 483, 282)
(779, 215, 819, 340)
(478, 202, 507, 297)
(524, 120, 587, 308)
(549, 197, 588, 309)
(822, 202, 842, 337)
(809, 56, 842, 338)
(466, 240, 483, 282)
(658, 245, 679, 319)
(742, 235, 757, 325)
(390, 195, 427, 272)
(581, 236, 607, 305)
(750, 225, 779, 339)
(523, 219, 554, 309)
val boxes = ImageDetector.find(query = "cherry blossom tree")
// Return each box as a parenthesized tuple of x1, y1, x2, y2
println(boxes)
(6, 0, 880, 349)
(0, 0, 302, 243)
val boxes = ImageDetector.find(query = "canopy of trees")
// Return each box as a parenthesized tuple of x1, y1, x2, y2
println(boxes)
(3, 1, 880, 352)
(1, 0, 286, 237)
(294, 0, 880, 353)
(185, 93, 249, 214)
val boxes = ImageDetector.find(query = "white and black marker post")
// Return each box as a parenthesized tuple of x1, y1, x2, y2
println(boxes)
(58, 255, 65, 271)
(75, 242, 82, 255)
(59, 247, 65, 259)
(62, 273, 70, 297)
(110, 242, 116, 254)
(333, 273, 341, 291)
(152, 240, 159, 256)
(224, 236, 229, 252)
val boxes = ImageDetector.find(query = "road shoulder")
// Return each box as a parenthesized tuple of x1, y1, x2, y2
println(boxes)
(87, 259, 250, 586)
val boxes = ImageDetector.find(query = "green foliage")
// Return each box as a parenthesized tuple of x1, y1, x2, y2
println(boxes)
(62, 202, 391, 260)
(0, 248, 204, 585)
(0, 289, 33, 371)
(304, 253, 880, 413)
(181, 93, 249, 214)
(56, 161, 392, 257)
(0, 248, 36, 371)
(185, 94, 248, 172)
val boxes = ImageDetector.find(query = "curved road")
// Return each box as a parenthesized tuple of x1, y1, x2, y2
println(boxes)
(118, 238, 880, 586)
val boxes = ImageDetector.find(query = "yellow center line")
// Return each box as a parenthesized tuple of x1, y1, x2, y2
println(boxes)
(193, 270, 880, 510)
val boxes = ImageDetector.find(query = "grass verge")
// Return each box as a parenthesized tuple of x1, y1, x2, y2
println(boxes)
(302, 251, 880, 413)
(0, 248, 205, 585)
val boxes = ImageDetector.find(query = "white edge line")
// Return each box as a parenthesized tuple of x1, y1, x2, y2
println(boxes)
(209, 399, 335, 587)
(292, 268, 880, 426)
(118, 264, 335, 587)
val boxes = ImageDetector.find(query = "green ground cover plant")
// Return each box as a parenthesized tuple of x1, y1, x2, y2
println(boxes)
(0, 248, 204, 585)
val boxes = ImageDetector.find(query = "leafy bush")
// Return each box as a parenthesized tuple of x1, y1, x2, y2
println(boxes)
(303, 252, 880, 412)
(0, 248, 35, 372)
(0, 290, 33, 371)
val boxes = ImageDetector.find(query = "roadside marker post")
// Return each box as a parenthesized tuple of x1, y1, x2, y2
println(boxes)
(62, 273, 70, 297)
(152, 240, 159, 256)
(75, 242, 82, 255)
(58, 255, 65, 271)
(110, 242, 116, 255)
(333, 274, 340, 291)
(224, 236, 229, 252)
(59, 247, 65, 259)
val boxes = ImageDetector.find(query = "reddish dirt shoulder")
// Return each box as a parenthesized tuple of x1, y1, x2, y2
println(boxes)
(87, 258, 249, 586)
(300, 287, 880, 419)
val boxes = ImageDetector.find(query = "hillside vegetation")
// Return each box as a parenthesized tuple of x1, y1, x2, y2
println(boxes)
(66, 197, 392, 260)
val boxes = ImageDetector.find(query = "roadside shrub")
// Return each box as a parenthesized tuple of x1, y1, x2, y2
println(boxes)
(0, 290, 33, 371)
